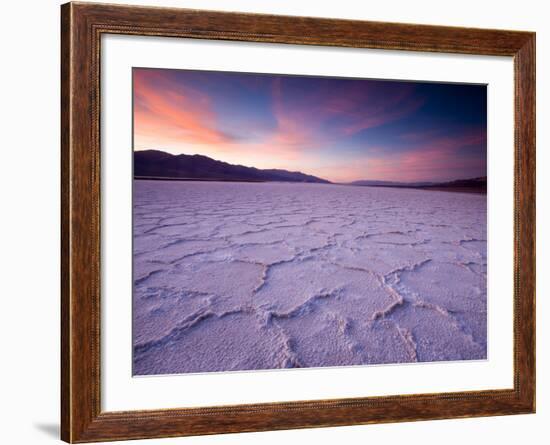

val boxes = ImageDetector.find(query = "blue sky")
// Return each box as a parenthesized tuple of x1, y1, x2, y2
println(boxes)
(134, 67, 486, 183)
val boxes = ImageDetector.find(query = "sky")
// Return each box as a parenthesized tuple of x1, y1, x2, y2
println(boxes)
(133, 67, 487, 183)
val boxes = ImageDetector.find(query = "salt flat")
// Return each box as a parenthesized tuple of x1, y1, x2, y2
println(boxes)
(133, 180, 487, 375)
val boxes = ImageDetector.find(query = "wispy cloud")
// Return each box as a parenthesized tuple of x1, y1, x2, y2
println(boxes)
(359, 128, 487, 182)
(134, 70, 236, 148)
(264, 77, 425, 163)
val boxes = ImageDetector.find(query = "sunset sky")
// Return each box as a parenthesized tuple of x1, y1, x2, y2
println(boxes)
(133, 68, 486, 183)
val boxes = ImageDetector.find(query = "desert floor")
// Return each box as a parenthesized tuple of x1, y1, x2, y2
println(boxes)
(132, 181, 487, 375)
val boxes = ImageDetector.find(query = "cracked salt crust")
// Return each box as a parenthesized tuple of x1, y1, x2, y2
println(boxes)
(132, 181, 487, 375)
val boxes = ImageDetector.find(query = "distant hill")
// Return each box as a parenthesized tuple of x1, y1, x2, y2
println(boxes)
(350, 177, 487, 193)
(134, 150, 331, 184)
(351, 180, 435, 187)
(412, 177, 486, 193)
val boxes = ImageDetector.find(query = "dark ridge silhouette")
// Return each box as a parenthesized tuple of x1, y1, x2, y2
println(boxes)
(134, 150, 331, 183)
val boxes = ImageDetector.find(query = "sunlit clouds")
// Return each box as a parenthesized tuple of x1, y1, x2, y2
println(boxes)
(133, 68, 486, 183)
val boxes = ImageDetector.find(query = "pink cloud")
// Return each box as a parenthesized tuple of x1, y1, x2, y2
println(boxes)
(362, 129, 487, 182)
(134, 70, 233, 147)
(268, 78, 327, 150)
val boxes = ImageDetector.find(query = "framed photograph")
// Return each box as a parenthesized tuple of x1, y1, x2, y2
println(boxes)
(61, 2, 535, 442)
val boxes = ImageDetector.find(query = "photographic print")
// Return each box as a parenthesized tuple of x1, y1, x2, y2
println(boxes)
(132, 67, 487, 376)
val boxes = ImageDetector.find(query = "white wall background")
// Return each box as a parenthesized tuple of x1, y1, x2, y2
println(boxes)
(0, 1, 545, 444)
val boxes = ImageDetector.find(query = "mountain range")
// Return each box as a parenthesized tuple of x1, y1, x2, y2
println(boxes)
(134, 150, 330, 183)
(134, 150, 486, 193)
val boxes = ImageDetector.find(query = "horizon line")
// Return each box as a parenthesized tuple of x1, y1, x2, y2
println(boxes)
(134, 148, 487, 185)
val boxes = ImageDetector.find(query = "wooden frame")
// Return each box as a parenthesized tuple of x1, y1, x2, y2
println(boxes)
(61, 1, 535, 442)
